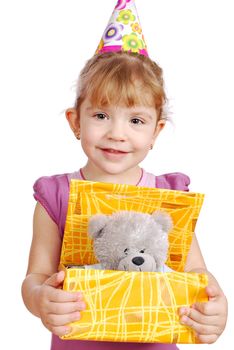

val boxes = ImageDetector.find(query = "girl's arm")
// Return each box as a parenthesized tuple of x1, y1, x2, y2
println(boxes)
(21, 203, 86, 336)
(22, 202, 62, 316)
(182, 234, 228, 344)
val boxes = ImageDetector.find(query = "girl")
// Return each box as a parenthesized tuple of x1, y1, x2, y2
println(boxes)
(21, 1, 227, 349)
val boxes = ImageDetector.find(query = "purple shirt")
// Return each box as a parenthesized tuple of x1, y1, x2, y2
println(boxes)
(33, 169, 190, 350)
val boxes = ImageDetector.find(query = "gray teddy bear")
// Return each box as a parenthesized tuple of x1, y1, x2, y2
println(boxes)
(88, 210, 173, 272)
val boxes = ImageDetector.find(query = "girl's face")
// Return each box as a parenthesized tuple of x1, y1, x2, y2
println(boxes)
(67, 96, 165, 181)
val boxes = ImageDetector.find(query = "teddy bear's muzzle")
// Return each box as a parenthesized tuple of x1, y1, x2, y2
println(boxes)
(117, 253, 157, 272)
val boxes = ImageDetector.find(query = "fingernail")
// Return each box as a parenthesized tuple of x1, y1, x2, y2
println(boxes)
(180, 315, 188, 324)
(179, 307, 187, 315)
(76, 292, 83, 300)
(73, 312, 81, 321)
(57, 271, 64, 279)
(78, 302, 86, 310)
(65, 327, 71, 335)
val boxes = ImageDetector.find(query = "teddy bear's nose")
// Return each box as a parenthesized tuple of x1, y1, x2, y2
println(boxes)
(132, 256, 145, 266)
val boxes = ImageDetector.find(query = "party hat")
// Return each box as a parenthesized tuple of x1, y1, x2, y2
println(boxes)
(96, 0, 148, 56)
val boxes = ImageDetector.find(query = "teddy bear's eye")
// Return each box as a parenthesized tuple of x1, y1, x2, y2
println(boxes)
(140, 249, 145, 253)
(124, 248, 129, 255)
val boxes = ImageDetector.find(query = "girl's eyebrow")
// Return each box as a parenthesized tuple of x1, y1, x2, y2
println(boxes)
(130, 110, 153, 120)
(85, 106, 108, 112)
(86, 106, 95, 111)
(85, 106, 153, 120)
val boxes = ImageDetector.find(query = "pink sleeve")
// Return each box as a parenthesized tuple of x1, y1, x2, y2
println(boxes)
(156, 172, 190, 191)
(33, 174, 69, 237)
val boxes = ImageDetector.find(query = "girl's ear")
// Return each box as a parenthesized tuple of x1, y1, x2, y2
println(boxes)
(154, 119, 166, 138)
(151, 119, 166, 147)
(65, 108, 80, 133)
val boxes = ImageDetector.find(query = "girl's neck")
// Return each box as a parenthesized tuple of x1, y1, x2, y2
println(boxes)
(80, 164, 143, 186)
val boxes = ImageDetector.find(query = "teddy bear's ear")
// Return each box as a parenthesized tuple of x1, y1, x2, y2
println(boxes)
(88, 214, 110, 239)
(151, 210, 173, 233)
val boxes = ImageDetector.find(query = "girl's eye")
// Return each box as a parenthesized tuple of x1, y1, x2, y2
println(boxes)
(94, 113, 108, 120)
(124, 248, 129, 255)
(140, 249, 145, 253)
(131, 118, 144, 125)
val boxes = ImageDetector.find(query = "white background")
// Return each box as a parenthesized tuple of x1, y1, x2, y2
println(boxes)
(0, 0, 233, 348)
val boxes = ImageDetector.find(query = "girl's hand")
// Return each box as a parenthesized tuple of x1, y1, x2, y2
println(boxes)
(36, 271, 86, 337)
(179, 285, 228, 344)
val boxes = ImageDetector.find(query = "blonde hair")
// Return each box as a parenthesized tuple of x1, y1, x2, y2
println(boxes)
(75, 51, 167, 121)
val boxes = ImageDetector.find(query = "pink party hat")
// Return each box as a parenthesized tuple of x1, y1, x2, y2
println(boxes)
(96, 0, 148, 56)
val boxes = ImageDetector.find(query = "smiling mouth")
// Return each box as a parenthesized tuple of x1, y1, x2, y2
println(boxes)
(101, 148, 128, 154)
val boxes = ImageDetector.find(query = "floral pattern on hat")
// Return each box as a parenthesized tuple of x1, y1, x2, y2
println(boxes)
(122, 32, 144, 53)
(131, 22, 142, 34)
(95, 39, 104, 55)
(103, 23, 124, 43)
(115, 0, 131, 10)
(116, 9, 135, 25)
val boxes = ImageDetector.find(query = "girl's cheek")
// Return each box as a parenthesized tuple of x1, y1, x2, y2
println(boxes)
(82, 129, 102, 144)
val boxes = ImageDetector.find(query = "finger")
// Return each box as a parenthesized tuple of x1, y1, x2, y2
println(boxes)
(47, 324, 72, 337)
(206, 285, 223, 300)
(50, 300, 86, 315)
(47, 310, 82, 327)
(195, 333, 218, 344)
(180, 315, 219, 335)
(191, 301, 219, 316)
(49, 288, 84, 303)
(44, 271, 65, 288)
(180, 307, 220, 327)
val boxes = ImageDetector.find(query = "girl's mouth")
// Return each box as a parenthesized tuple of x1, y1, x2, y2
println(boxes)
(100, 148, 129, 159)
(101, 148, 127, 154)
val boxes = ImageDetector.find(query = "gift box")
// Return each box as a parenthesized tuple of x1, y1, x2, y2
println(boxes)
(60, 180, 208, 343)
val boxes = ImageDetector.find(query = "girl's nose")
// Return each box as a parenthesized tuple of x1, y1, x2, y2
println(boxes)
(106, 121, 127, 141)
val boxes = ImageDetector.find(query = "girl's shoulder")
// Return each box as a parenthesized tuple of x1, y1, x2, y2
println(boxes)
(33, 171, 80, 198)
(156, 172, 190, 191)
(33, 173, 70, 203)
(33, 173, 75, 233)
(141, 170, 190, 191)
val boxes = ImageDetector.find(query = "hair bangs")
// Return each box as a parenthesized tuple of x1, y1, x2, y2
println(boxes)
(86, 64, 160, 109)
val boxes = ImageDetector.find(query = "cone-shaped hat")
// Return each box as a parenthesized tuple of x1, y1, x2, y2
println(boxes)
(96, 0, 148, 56)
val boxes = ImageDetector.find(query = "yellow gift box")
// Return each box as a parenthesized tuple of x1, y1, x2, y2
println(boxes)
(60, 180, 208, 343)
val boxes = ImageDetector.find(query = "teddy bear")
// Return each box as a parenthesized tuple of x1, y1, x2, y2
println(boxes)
(88, 210, 173, 272)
